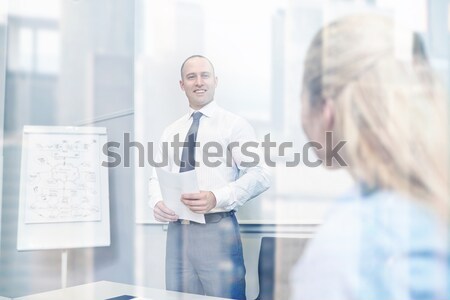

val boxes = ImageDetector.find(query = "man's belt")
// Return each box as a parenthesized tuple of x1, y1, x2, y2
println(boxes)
(177, 211, 235, 225)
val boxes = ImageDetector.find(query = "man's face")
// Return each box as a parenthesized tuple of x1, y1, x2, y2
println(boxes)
(180, 57, 218, 110)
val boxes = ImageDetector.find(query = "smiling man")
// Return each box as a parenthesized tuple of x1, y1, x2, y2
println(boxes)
(149, 55, 270, 299)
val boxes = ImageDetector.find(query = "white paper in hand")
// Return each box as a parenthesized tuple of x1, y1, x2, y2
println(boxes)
(155, 168, 205, 224)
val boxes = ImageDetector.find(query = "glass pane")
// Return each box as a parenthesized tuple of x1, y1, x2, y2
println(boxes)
(134, 1, 450, 298)
(17, 27, 33, 71)
(134, 0, 355, 226)
(0, 0, 7, 255)
(36, 29, 59, 73)
(1, 0, 135, 297)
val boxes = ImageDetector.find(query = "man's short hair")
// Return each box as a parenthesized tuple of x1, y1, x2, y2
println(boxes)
(180, 55, 215, 78)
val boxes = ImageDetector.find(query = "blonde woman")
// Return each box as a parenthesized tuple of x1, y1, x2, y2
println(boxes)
(291, 15, 449, 300)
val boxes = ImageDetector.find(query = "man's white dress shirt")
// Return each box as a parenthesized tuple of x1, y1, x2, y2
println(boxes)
(148, 100, 270, 213)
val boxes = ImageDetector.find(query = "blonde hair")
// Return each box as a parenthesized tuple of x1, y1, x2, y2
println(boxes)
(303, 14, 449, 217)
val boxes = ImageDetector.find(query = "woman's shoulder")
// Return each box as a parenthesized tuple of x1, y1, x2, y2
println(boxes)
(358, 190, 446, 238)
(320, 188, 447, 252)
(330, 189, 443, 226)
(292, 189, 449, 300)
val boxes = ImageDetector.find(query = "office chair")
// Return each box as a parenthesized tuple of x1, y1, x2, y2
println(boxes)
(255, 237, 309, 300)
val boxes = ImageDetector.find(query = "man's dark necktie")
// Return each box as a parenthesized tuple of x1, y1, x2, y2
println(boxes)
(180, 111, 203, 172)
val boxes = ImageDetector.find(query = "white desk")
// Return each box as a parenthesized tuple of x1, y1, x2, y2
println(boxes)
(14, 281, 231, 300)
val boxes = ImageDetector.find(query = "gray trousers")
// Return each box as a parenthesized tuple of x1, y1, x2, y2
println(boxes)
(165, 213, 246, 300)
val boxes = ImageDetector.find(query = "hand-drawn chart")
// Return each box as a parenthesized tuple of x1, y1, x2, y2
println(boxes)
(25, 134, 102, 224)
(18, 126, 110, 251)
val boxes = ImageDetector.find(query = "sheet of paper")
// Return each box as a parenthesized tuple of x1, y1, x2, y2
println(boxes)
(155, 168, 205, 224)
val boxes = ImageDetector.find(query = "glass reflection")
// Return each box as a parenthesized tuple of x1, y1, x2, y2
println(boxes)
(1, 0, 135, 297)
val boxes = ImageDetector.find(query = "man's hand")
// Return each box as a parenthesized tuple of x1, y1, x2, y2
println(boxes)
(153, 201, 179, 222)
(181, 191, 217, 214)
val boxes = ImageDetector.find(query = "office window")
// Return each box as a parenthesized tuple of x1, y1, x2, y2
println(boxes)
(17, 27, 33, 71)
(36, 29, 59, 74)
(9, 23, 59, 74)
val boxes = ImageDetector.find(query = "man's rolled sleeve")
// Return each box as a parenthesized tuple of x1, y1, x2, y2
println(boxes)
(148, 171, 163, 209)
(211, 185, 234, 211)
(148, 132, 167, 210)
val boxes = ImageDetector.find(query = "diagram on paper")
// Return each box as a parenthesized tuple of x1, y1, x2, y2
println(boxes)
(24, 133, 102, 224)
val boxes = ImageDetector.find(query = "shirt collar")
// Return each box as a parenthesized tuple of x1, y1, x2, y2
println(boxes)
(187, 100, 218, 119)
